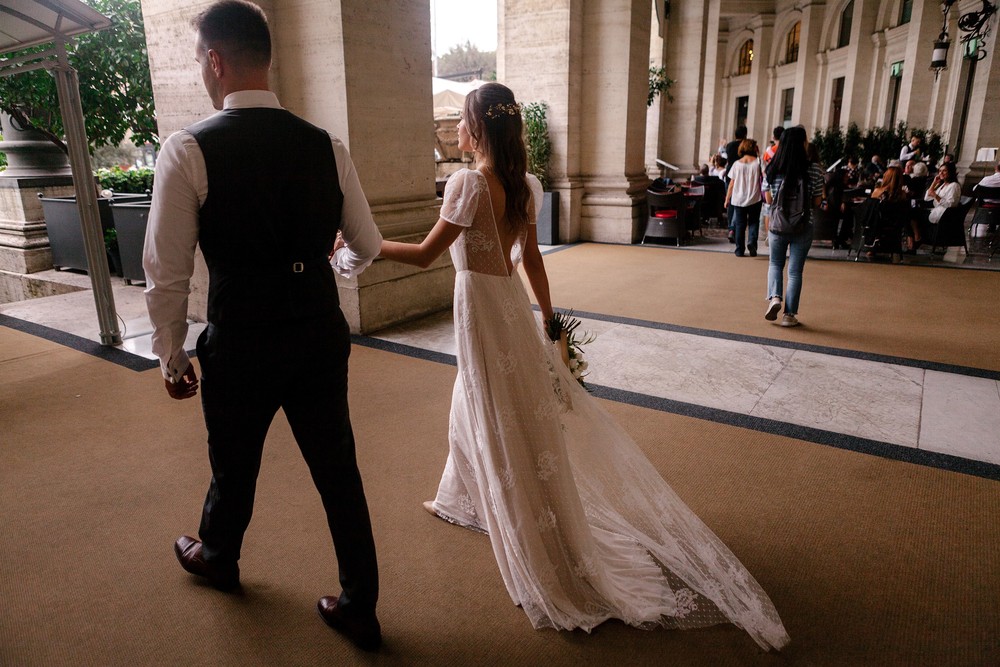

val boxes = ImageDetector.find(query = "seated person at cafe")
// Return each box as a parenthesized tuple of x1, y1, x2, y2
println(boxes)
(910, 162, 961, 252)
(841, 156, 861, 189)
(872, 165, 906, 203)
(976, 161, 1000, 204)
(865, 155, 885, 181)
(863, 165, 907, 257)
(709, 154, 727, 179)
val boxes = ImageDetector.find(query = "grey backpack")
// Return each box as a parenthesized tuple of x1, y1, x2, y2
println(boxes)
(769, 175, 810, 234)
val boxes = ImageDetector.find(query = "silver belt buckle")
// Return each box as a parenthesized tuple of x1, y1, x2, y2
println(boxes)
(292, 262, 305, 273)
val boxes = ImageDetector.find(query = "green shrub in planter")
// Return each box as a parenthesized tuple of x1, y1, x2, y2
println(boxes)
(96, 166, 153, 194)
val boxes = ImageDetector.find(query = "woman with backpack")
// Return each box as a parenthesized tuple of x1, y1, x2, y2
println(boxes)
(762, 125, 825, 327)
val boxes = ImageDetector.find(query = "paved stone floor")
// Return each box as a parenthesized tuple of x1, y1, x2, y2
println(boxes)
(3, 239, 998, 476)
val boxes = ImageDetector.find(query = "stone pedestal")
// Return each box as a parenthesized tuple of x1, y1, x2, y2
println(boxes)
(0, 176, 72, 275)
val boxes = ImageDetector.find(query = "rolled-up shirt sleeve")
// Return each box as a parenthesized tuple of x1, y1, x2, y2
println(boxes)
(329, 135, 382, 278)
(143, 130, 203, 381)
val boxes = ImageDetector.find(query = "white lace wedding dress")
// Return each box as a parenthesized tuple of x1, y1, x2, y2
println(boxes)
(429, 169, 789, 651)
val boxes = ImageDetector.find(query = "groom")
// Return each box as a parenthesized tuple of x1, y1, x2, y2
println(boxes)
(143, 0, 383, 651)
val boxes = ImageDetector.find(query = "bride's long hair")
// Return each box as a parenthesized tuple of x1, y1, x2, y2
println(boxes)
(463, 82, 531, 230)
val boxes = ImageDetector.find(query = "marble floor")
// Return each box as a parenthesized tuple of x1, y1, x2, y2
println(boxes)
(3, 256, 998, 477)
(370, 306, 1000, 469)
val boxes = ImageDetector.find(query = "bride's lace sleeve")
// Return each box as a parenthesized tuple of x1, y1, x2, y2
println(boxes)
(526, 173, 544, 225)
(441, 169, 481, 228)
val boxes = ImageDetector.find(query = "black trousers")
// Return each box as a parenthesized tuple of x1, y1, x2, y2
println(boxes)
(195, 313, 378, 614)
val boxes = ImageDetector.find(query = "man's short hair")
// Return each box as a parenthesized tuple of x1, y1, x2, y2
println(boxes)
(735, 125, 748, 140)
(193, 0, 271, 68)
(772, 126, 784, 141)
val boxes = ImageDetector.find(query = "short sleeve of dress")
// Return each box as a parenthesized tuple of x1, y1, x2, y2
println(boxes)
(526, 173, 544, 225)
(440, 169, 481, 228)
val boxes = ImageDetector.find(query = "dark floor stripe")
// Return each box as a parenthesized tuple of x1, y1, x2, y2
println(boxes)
(351, 332, 1000, 483)
(535, 305, 1000, 381)
(620, 238, 1000, 272)
(351, 334, 457, 366)
(589, 384, 1000, 483)
(0, 314, 159, 372)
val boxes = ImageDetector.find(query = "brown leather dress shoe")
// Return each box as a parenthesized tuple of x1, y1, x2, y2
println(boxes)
(173, 536, 240, 592)
(317, 596, 381, 651)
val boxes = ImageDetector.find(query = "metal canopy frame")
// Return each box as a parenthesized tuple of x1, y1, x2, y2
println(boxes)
(0, 0, 121, 345)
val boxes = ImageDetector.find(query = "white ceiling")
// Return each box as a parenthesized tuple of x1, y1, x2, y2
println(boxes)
(0, 0, 110, 57)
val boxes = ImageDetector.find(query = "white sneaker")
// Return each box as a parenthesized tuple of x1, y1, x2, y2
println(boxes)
(765, 298, 781, 321)
(780, 313, 800, 327)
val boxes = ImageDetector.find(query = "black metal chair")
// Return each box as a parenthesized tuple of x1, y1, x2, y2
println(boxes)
(642, 189, 687, 245)
(694, 176, 727, 227)
(684, 183, 705, 238)
(849, 198, 905, 261)
(969, 185, 1000, 244)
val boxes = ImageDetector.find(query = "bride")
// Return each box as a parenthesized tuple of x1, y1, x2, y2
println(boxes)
(371, 83, 789, 651)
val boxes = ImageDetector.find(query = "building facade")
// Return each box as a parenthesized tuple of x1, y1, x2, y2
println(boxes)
(136, 0, 999, 331)
(652, 0, 1000, 180)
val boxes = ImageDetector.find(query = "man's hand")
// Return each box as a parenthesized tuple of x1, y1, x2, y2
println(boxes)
(165, 363, 199, 400)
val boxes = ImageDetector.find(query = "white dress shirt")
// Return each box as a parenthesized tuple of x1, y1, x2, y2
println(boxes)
(978, 171, 1000, 203)
(899, 143, 921, 162)
(143, 90, 382, 381)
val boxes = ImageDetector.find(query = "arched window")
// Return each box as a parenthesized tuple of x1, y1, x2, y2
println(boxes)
(838, 0, 854, 49)
(737, 39, 754, 75)
(785, 22, 801, 64)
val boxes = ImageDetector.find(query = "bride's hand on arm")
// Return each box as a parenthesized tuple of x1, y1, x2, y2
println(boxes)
(379, 217, 464, 268)
(329, 231, 345, 259)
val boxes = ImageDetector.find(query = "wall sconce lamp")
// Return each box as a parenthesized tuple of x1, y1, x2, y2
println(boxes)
(931, 0, 998, 77)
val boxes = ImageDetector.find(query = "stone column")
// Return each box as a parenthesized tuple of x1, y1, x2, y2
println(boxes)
(794, 2, 827, 131)
(499, 0, 585, 243)
(502, 0, 651, 244)
(841, 0, 878, 126)
(747, 15, 775, 142)
(897, 0, 949, 130)
(577, 0, 652, 243)
(645, 3, 665, 176)
(141, 0, 447, 332)
(657, 1, 717, 172)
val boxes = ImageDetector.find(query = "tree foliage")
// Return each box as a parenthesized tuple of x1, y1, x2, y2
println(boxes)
(811, 121, 943, 168)
(523, 101, 551, 191)
(436, 41, 496, 81)
(0, 0, 156, 152)
(648, 67, 674, 107)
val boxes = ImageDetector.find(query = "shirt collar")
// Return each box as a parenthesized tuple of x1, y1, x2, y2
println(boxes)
(222, 90, 282, 110)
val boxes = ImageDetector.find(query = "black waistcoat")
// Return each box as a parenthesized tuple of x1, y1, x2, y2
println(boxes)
(188, 108, 344, 328)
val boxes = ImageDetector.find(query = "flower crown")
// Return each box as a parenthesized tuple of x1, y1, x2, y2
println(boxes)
(484, 102, 522, 119)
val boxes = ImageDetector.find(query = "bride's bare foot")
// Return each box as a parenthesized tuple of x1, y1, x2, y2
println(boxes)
(422, 501, 437, 517)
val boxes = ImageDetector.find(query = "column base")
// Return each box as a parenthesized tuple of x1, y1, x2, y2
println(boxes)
(580, 188, 646, 244)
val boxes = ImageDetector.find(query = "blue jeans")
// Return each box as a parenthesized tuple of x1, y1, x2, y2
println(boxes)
(767, 224, 813, 315)
(731, 201, 762, 254)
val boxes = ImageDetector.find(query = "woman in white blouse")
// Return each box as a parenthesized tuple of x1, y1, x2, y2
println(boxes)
(724, 139, 763, 257)
(913, 162, 961, 252)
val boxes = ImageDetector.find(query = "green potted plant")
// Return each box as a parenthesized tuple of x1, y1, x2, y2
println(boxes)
(523, 101, 558, 245)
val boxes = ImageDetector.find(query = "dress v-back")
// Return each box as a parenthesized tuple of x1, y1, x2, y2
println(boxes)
(430, 168, 789, 650)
